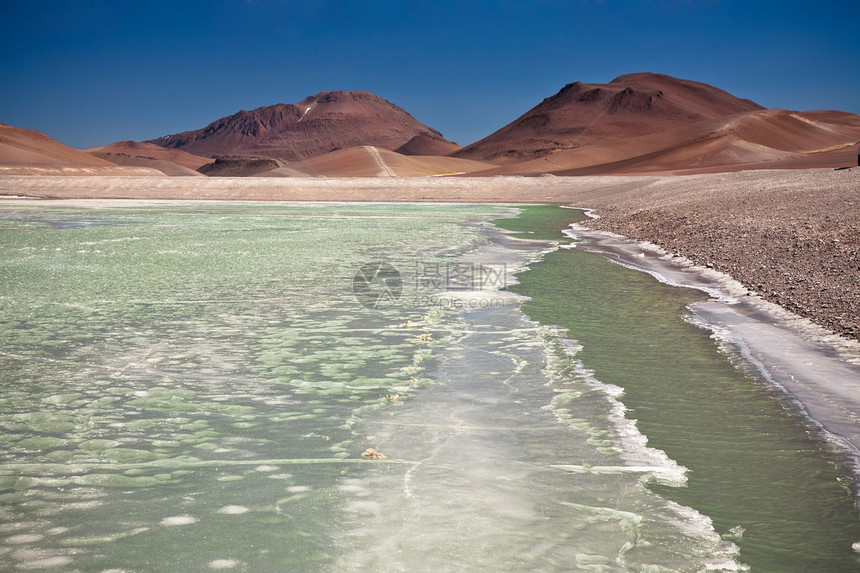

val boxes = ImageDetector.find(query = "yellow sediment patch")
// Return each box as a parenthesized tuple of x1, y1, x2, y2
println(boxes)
(798, 142, 856, 154)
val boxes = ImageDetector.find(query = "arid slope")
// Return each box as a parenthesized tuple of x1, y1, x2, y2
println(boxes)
(456, 73, 860, 175)
(147, 91, 456, 161)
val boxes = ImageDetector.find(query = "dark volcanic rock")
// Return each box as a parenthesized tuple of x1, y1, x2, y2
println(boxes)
(198, 158, 286, 177)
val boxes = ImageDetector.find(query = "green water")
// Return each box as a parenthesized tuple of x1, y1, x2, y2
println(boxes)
(504, 208, 860, 571)
(0, 201, 511, 571)
(490, 204, 579, 243)
(2, 200, 858, 571)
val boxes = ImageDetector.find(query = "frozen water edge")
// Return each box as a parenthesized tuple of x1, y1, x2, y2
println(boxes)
(564, 223, 860, 505)
(330, 226, 745, 572)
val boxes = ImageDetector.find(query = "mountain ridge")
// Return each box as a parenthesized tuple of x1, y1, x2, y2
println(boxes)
(3, 73, 859, 177)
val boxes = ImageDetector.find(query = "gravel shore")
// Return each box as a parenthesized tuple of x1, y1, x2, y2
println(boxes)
(577, 168, 860, 341)
(2, 168, 857, 340)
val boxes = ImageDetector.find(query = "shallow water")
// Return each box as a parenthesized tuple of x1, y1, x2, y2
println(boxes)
(331, 304, 740, 572)
(0, 202, 511, 571)
(1, 200, 857, 571)
(508, 219, 860, 571)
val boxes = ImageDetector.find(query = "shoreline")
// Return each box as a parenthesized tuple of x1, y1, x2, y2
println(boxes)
(564, 222, 860, 497)
(2, 172, 858, 483)
(1, 169, 856, 342)
(339, 220, 745, 571)
(2, 195, 858, 565)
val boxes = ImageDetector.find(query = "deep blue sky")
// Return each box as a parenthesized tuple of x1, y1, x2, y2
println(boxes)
(2, 0, 858, 149)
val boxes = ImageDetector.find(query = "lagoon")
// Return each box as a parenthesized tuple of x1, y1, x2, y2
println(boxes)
(0, 200, 857, 571)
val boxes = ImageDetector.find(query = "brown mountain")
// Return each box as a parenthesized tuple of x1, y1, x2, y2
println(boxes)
(0, 123, 167, 175)
(457, 73, 860, 175)
(0, 123, 115, 166)
(147, 91, 455, 161)
(472, 108, 860, 176)
(456, 72, 765, 163)
(395, 134, 461, 156)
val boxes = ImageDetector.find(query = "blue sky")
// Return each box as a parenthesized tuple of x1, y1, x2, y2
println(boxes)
(2, 0, 858, 149)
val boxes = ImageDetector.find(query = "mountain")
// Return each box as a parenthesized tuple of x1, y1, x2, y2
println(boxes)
(0, 123, 116, 166)
(457, 73, 860, 175)
(456, 73, 765, 163)
(147, 91, 455, 161)
(0, 123, 168, 175)
(472, 108, 859, 176)
(395, 134, 461, 156)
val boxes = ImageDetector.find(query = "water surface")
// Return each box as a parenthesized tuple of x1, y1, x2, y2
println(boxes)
(1, 200, 857, 572)
(506, 206, 860, 571)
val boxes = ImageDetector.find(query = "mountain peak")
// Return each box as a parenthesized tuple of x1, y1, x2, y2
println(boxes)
(456, 72, 764, 162)
(609, 71, 672, 83)
(300, 90, 384, 105)
(148, 90, 450, 161)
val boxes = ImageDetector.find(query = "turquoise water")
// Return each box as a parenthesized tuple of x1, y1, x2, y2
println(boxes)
(0, 202, 508, 571)
(1, 200, 857, 571)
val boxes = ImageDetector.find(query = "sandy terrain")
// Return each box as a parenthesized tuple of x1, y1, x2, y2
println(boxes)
(0, 123, 116, 166)
(272, 146, 494, 177)
(0, 165, 166, 176)
(1, 169, 857, 343)
(86, 140, 214, 171)
(83, 154, 205, 176)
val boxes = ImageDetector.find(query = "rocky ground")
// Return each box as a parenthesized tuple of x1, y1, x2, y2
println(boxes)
(580, 168, 860, 341)
(198, 158, 286, 177)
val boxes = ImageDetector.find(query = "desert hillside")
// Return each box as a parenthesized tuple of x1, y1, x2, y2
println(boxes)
(4, 74, 859, 177)
(86, 140, 213, 171)
(456, 73, 860, 175)
(146, 91, 456, 161)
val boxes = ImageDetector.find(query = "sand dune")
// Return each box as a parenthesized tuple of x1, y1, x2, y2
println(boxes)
(85, 152, 205, 176)
(92, 156, 204, 177)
